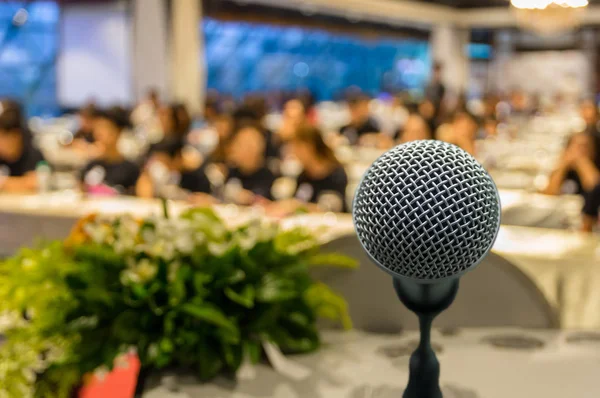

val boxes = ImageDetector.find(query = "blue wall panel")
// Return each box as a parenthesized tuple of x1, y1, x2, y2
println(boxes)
(203, 18, 431, 100)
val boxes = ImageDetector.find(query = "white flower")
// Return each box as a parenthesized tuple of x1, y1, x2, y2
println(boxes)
(208, 241, 231, 256)
(147, 343, 159, 360)
(174, 234, 194, 254)
(121, 258, 158, 285)
(84, 223, 111, 244)
(167, 261, 180, 283)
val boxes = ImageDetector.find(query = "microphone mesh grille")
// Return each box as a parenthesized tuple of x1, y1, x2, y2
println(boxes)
(353, 140, 500, 281)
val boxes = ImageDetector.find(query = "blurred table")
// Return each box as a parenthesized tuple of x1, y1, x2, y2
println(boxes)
(143, 328, 600, 398)
(1, 194, 599, 328)
(284, 214, 600, 329)
(498, 189, 583, 230)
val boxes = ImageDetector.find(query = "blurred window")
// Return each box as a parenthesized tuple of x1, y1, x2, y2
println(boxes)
(0, 1, 59, 117)
(203, 18, 430, 100)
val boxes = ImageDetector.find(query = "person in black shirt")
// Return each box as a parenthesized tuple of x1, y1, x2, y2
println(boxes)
(425, 62, 446, 114)
(73, 103, 97, 144)
(224, 122, 276, 205)
(136, 140, 212, 199)
(582, 183, 600, 232)
(235, 99, 281, 161)
(81, 107, 140, 195)
(288, 124, 348, 213)
(0, 104, 45, 193)
(339, 94, 380, 145)
(543, 132, 600, 196)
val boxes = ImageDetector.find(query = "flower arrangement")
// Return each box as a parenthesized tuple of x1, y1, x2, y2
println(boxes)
(0, 207, 355, 397)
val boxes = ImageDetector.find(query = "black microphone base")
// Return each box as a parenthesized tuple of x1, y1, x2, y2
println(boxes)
(394, 278, 460, 398)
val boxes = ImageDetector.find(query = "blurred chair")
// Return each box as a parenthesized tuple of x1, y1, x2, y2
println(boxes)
(313, 235, 559, 333)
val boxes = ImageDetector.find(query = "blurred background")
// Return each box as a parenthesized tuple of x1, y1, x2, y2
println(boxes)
(2, 1, 600, 396)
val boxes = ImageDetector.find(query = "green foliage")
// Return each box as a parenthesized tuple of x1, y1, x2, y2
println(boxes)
(0, 208, 356, 397)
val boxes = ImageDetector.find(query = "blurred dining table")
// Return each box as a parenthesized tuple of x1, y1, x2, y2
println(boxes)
(143, 327, 600, 398)
(0, 192, 598, 328)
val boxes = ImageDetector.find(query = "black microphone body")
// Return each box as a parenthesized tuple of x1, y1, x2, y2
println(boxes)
(353, 140, 501, 398)
(394, 278, 459, 398)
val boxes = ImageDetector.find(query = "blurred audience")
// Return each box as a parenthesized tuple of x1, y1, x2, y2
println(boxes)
(277, 99, 307, 145)
(136, 140, 212, 201)
(339, 94, 380, 145)
(239, 95, 280, 160)
(437, 110, 478, 155)
(208, 113, 235, 164)
(0, 104, 44, 193)
(224, 122, 276, 205)
(271, 124, 348, 215)
(543, 132, 600, 196)
(80, 107, 140, 195)
(425, 62, 446, 113)
(131, 88, 161, 127)
(398, 113, 433, 144)
(418, 99, 439, 139)
(582, 182, 600, 232)
(157, 104, 188, 144)
(74, 103, 97, 144)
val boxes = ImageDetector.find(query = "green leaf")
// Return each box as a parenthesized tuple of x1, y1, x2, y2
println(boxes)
(193, 273, 213, 295)
(273, 228, 317, 254)
(180, 303, 240, 341)
(287, 312, 310, 328)
(225, 285, 255, 308)
(164, 311, 177, 335)
(180, 207, 222, 223)
(245, 340, 262, 364)
(131, 283, 149, 299)
(308, 253, 358, 269)
(227, 269, 246, 284)
(221, 342, 243, 370)
(197, 340, 224, 381)
(65, 275, 87, 290)
(160, 338, 174, 353)
(304, 282, 353, 330)
(256, 274, 297, 303)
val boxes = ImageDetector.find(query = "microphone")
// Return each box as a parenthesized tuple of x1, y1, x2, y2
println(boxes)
(352, 140, 500, 398)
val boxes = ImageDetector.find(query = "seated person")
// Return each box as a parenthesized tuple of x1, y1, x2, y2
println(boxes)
(136, 140, 212, 200)
(418, 99, 439, 139)
(339, 94, 381, 145)
(240, 95, 281, 159)
(224, 122, 276, 205)
(397, 113, 433, 144)
(73, 103, 97, 144)
(277, 99, 308, 144)
(207, 113, 235, 164)
(582, 183, 600, 232)
(543, 132, 600, 196)
(437, 110, 478, 156)
(268, 124, 348, 215)
(0, 105, 45, 193)
(80, 107, 140, 195)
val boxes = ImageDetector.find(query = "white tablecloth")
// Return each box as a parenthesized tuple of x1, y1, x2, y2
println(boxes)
(1, 194, 599, 329)
(143, 328, 600, 398)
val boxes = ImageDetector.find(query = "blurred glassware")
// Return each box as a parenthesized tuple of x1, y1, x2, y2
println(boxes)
(223, 178, 243, 204)
(271, 177, 298, 201)
(317, 191, 345, 213)
(36, 161, 52, 194)
(280, 157, 303, 178)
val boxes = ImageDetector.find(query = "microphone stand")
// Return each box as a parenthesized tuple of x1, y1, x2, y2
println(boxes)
(393, 278, 460, 398)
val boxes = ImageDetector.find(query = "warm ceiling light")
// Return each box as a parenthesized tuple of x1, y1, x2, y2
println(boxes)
(511, 0, 589, 35)
(510, 0, 588, 9)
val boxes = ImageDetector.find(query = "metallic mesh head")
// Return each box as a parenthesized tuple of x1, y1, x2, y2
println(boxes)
(353, 140, 500, 282)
